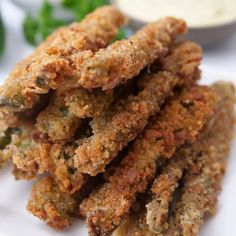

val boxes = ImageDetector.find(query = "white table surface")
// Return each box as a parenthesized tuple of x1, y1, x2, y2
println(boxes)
(0, 1, 235, 236)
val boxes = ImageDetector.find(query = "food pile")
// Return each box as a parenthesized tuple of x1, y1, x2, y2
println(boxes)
(0, 6, 235, 236)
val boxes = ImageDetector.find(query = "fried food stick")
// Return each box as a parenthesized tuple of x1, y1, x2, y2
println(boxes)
(12, 139, 88, 193)
(35, 89, 81, 142)
(12, 118, 90, 193)
(112, 207, 155, 236)
(0, 121, 41, 174)
(64, 88, 114, 118)
(146, 82, 235, 235)
(34, 121, 93, 193)
(113, 82, 235, 236)
(74, 41, 202, 176)
(27, 176, 78, 230)
(36, 77, 136, 142)
(146, 156, 186, 234)
(7, 123, 51, 179)
(0, 6, 126, 113)
(167, 82, 235, 236)
(79, 84, 219, 236)
(35, 85, 117, 142)
(0, 123, 50, 179)
(79, 17, 187, 90)
(47, 143, 89, 194)
(11, 132, 88, 193)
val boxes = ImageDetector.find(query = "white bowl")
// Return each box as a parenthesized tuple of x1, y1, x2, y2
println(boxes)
(111, 0, 236, 48)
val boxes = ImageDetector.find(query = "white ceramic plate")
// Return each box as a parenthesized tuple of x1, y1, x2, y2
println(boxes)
(0, 1, 236, 235)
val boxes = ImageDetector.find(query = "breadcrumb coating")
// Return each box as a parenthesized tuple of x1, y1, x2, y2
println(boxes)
(65, 88, 114, 118)
(0, 6, 126, 113)
(35, 89, 81, 142)
(168, 82, 235, 236)
(113, 82, 235, 236)
(48, 143, 89, 194)
(146, 156, 186, 234)
(112, 209, 155, 236)
(27, 176, 78, 230)
(9, 124, 51, 179)
(0, 123, 40, 175)
(35, 80, 131, 142)
(79, 84, 219, 236)
(79, 17, 187, 90)
(74, 41, 202, 176)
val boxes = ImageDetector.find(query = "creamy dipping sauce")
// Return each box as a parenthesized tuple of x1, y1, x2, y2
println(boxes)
(116, 0, 236, 27)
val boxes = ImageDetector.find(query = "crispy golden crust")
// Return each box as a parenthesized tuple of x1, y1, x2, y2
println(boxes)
(113, 82, 235, 236)
(35, 89, 81, 142)
(79, 84, 219, 236)
(14, 139, 89, 194)
(13, 140, 89, 193)
(35, 88, 114, 142)
(65, 88, 114, 118)
(0, 6, 126, 113)
(79, 17, 187, 90)
(168, 82, 235, 236)
(145, 86, 229, 235)
(8, 124, 51, 179)
(146, 157, 186, 234)
(27, 176, 78, 230)
(74, 42, 202, 176)
(12, 165, 37, 180)
(48, 143, 89, 194)
(35, 78, 128, 141)
(112, 209, 155, 236)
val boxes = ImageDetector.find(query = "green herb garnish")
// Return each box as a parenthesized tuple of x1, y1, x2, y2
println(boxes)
(23, 1, 66, 46)
(23, 15, 38, 45)
(22, 0, 125, 46)
(113, 28, 126, 42)
(62, 0, 108, 21)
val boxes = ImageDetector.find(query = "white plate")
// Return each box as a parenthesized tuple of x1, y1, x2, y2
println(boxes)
(0, 1, 236, 235)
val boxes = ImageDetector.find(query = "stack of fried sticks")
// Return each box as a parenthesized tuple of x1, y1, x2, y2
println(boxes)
(0, 6, 234, 236)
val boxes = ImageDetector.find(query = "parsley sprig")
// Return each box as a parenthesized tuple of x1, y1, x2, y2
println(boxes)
(23, 0, 125, 46)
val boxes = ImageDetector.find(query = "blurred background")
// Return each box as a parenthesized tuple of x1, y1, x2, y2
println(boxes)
(0, 0, 236, 84)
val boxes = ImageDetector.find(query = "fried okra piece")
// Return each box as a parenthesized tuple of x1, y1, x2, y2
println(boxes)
(168, 82, 235, 236)
(48, 143, 89, 194)
(0, 123, 49, 179)
(12, 139, 88, 193)
(146, 156, 186, 234)
(7, 123, 51, 179)
(40, 81, 133, 141)
(0, 6, 126, 113)
(113, 82, 235, 236)
(79, 17, 187, 90)
(74, 41, 202, 176)
(0, 127, 20, 169)
(112, 209, 155, 236)
(65, 88, 114, 118)
(64, 80, 139, 119)
(27, 176, 78, 230)
(34, 124, 92, 194)
(35, 87, 114, 142)
(79, 84, 219, 236)
(35, 89, 81, 142)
